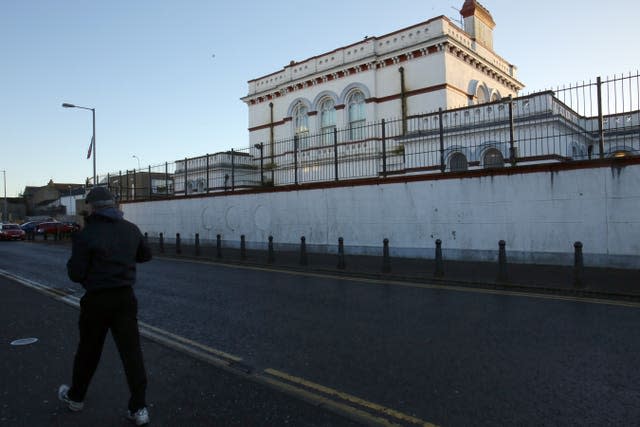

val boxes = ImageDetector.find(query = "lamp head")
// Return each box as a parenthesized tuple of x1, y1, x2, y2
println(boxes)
(62, 103, 76, 108)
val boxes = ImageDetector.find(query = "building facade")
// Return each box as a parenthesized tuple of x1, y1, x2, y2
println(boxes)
(117, 0, 637, 197)
(241, 0, 523, 161)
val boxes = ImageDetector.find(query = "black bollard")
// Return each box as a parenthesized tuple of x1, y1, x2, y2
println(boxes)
(159, 232, 164, 254)
(300, 236, 308, 266)
(195, 233, 200, 256)
(573, 241, 584, 288)
(268, 236, 275, 264)
(176, 233, 182, 255)
(216, 234, 222, 259)
(434, 239, 444, 278)
(337, 237, 346, 269)
(382, 238, 391, 273)
(497, 240, 508, 282)
(240, 235, 247, 260)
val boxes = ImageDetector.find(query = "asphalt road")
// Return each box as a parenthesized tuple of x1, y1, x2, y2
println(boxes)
(1, 241, 639, 426)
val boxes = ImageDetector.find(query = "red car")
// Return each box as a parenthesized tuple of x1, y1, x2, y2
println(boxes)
(36, 222, 76, 236)
(0, 223, 26, 241)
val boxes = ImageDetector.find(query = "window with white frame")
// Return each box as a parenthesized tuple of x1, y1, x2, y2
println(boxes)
(320, 98, 336, 145)
(293, 102, 309, 136)
(476, 87, 488, 104)
(293, 102, 310, 149)
(347, 90, 366, 140)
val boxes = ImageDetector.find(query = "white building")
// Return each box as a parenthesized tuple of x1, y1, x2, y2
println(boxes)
(241, 0, 523, 157)
(170, 0, 637, 192)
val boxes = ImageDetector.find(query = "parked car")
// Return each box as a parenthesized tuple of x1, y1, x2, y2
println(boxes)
(62, 221, 81, 232)
(36, 222, 76, 236)
(0, 223, 26, 241)
(20, 221, 43, 233)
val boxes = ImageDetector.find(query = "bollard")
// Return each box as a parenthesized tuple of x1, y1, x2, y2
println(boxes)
(176, 233, 182, 255)
(159, 232, 164, 254)
(267, 236, 275, 264)
(195, 233, 200, 256)
(434, 239, 444, 278)
(497, 240, 508, 282)
(573, 241, 584, 288)
(382, 238, 391, 273)
(144, 232, 149, 245)
(300, 236, 308, 266)
(240, 235, 247, 260)
(216, 234, 222, 258)
(337, 237, 346, 269)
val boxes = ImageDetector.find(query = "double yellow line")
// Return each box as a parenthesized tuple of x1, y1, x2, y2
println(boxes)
(0, 269, 438, 426)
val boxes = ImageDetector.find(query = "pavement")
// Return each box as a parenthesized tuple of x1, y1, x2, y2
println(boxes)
(0, 276, 362, 427)
(23, 236, 640, 299)
(147, 241, 640, 301)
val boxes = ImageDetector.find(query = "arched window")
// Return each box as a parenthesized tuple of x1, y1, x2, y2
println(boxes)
(483, 148, 504, 168)
(293, 102, 309, 136)
(347, 90, 366, 140)
(490, 91, 500, 102)
(450, 152, 468, 172)
(476, 86, 488, 104)
(320, 98, 336, 145)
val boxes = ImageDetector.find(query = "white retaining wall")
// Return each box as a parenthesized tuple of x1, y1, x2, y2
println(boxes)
(122, 163, 640, 268)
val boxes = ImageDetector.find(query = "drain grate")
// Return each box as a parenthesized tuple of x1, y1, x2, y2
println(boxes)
(10, 338, 39, 346)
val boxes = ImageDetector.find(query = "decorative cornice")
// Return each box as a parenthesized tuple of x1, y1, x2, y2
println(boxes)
(246, 45, 444, 106)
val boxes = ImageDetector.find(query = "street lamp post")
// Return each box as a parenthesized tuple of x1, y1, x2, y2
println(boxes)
(1, 170, 6, 222)
(62, 103, 96, 186)
(132, 155, 141, 170)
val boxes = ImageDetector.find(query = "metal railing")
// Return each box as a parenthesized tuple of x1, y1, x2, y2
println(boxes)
(93, 72, 640, 202)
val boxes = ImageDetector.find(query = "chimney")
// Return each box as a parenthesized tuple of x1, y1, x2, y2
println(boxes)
(460, 0, 496, 50)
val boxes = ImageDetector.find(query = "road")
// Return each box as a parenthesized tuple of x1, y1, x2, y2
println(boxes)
(1, 241, 639, 426)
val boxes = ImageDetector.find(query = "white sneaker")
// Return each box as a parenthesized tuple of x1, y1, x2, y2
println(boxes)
(57, 384, 84, 412)
(127, 407, 150, 425)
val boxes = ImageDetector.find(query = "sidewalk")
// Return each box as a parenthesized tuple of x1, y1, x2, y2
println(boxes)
(29, 237, 640, 300)
(152, 242, 640, 301)
(0, 277, 361, 426)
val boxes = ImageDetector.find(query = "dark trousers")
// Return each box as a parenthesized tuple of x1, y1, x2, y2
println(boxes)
(68, 286, 147, 412)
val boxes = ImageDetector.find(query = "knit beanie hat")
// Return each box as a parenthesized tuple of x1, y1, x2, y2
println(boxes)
(85, 186, 115, 208)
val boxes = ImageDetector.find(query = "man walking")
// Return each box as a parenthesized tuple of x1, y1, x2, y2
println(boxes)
(58, 186, 152, 425)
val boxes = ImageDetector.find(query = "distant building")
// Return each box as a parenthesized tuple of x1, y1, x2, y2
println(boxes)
(173, 151, 260, 195)
(0, 197, 26, 223)
(22, 180, 85, 218)
(103, 171, 173, 201)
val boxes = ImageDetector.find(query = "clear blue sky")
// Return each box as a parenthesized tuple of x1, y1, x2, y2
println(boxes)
(1, 0, 638, 197)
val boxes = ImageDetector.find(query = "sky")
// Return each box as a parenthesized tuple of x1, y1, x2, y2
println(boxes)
(1, 0, 638, 197)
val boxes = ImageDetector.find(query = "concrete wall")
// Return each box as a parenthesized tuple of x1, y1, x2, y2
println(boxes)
(122, 162, 640, 268)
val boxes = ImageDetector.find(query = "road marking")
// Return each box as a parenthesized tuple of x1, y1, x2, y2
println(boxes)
(264, 369, 437, 426)
(258, 374, 405, 427)
(1, 268, 438, 426)
(140, 322, 242, 362)
(156, 257, 640, 309)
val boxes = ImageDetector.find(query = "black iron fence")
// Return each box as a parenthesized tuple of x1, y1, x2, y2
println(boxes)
(95, 72, 639, 202)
